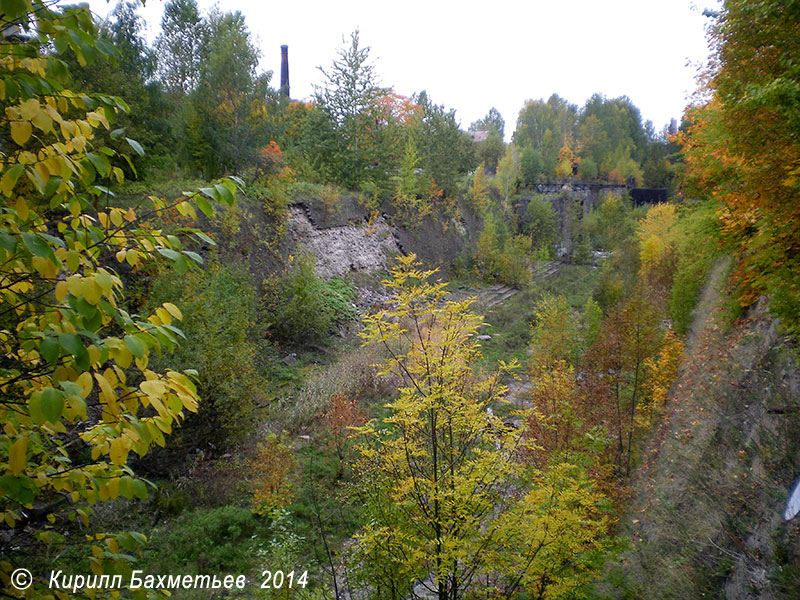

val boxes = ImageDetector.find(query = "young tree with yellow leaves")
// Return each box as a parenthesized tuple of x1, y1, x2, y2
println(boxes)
(351, 255, 611, 599)
(0, 1, 235, 596)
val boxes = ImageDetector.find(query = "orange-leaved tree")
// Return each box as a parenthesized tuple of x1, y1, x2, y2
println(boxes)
(677, 0, 800, 337)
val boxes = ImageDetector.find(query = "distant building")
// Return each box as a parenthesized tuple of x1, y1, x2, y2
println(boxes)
(468, 130, 489, 143)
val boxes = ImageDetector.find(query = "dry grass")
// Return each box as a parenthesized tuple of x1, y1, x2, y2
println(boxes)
(270, 342, 394, 436)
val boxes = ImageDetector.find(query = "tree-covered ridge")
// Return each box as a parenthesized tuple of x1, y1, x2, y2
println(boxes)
(64, 0, 677, 205)
(677, 0, 800, 338)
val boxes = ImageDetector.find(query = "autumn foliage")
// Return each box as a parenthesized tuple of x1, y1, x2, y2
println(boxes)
(251, 433, 296, 514)
(677, 0, 800, 338)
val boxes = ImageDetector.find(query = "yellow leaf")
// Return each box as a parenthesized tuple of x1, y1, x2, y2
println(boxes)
(140, 379, 166, 398)
(32, 110, 52, 134)
(77, 372, 93, 396)
(113, 344, 132, 369)
(109, 437, 127, 466)
(0, 167, 21, 196)
(125, 248, 139, 266)
(84, 279, 102, 304)
(107, 477, 119, 499)
(72, 135, 86, 153)
(18, 151, 36, 164)
(155, 307, 172, 325)
(15, 196, 29, 221)
(9, 434, 28, 475)
(94, 372, 115, 402)
(162, 302, 182, 320)
(55, 280, 67, 302)
(10, 120, 32, 145)
(34, 161, 50, 188)
(20, 98, 39, 120)
(88, 345, 102, 366)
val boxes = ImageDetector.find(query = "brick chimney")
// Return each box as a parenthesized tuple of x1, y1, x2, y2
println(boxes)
(280, 45, 289, 99)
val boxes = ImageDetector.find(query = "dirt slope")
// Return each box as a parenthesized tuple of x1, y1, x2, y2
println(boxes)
(611, 257, 800, 599)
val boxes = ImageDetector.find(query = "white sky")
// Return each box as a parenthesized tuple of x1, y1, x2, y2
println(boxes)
(86, 0, 719, 139)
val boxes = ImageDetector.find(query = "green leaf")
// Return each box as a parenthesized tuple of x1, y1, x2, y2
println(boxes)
(0, 233, 17, 253)
(132, 479, 148, 501)
(38, 232, 66, 248)
(28, 394, 44, 425)
(44, 176, 63, 197)
(163, 324, 187, 340)
(118, 476, 134, 499)
(193, 231, 216, 247)
(110, 128, 125, 141)
(124, 334, 146, 359)
(3, 76, 18, 100)
(95, 270, 113, 291)
(94, 38, 118, 59)
(59, 333, 90, 369)
(39, 336, 60, 363)
(0, 475, 36, 506)
(46, 58, 69, 83)
(82, 306, 103, 331)
(125, 137, 144, 157)
(58, 332, 83, 356)
(157, 248, 180, 261)
(183, 251, 203, 265)
(173, 254, 189, 275)
(199, 186, 220, 202)
(86, 152, 111, 176)
(41, 387, 65, 423)
(22, 233, 54, 259)
(214, 183, 234, 205)
(195, 194, 213, 218)
(52, 33, 68, 56)
(0, 0, 29, 21)
(60, 381, 83, 396)
(116, 532, 138, 552)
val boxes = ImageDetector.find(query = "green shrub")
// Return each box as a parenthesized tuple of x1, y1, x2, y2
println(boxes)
(669, 200, 722, 333)
(144, 506, 267, 574)
(269, 252, 356, 345)
(587, 194, 635, 250)
(522, 197, 558, 251)
(474, 211, 532, 286)
(148, 261, 262, 450)
(578, 157, 599, 180)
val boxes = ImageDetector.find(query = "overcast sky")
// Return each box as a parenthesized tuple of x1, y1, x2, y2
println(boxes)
(87, 0, 719, 139)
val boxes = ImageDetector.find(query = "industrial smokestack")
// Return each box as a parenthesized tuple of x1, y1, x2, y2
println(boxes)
(280, 45, 289, 99)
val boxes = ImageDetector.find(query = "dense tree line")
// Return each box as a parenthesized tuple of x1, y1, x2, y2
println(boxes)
(73, 0, 679, 206)
(677, 0, 800, 339)
(73, 3, 478, 199)
(512, 93, 677, 188)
